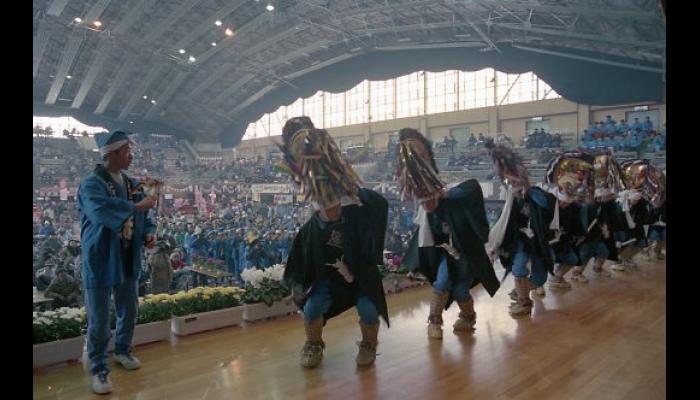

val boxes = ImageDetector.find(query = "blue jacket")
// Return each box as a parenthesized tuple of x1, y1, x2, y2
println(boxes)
(77, 171, 156, 288)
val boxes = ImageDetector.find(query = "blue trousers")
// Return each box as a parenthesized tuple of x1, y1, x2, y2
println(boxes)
(648, 226, 666, 241)
(84, 275, 139, 375)
(432, 253, 474, 302)
(578, 240, 609, 267)
(614, 231, 647, 248)
(512, 240, 549, 287)
(303, 278, 378, 324)
(555, 248, 579, 266)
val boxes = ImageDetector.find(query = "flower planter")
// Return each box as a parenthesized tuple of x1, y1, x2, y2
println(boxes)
(382, 274, 404, 294)
(104, 320, 173, 352)
(33, 335, 85, 368)
(133, 320, 172, 346)
(399, 277, 426, 290)
(243, 296, 298, 322)
(171, 306, 244, 336)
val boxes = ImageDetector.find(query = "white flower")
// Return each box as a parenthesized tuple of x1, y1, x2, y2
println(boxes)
(241, 268, 265, 288)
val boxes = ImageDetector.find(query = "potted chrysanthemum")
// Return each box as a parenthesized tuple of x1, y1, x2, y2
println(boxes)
(380, 263, 425, 294)
(33, 307, 85, 368)
(132, 293, 173, 346)
(241, 264, 297, 322)
(170, 286, 246, 336)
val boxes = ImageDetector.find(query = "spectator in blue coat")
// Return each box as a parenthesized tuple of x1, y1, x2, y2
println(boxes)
(618, 119, 629, 134)
(630, 118, 643, 133)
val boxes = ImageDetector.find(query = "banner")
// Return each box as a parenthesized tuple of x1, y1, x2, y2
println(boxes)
(250, 183, 294, 194)
(273, 194, 293, 204)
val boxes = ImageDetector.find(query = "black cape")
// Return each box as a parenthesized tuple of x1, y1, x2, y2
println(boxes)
(612, 198, 652, 247)
(551, 202, 584, 259)
(284, 188, 390, 326)
(596, 200, 624, 261)
(402, 180, 500, 301)
(498, 187, 556, 277)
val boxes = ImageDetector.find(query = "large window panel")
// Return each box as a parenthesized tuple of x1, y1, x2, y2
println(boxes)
(304, 91, 325, 128)
(396, 72, 424, 118)
(286, 98, 304, 120)
(254, 118, 267, 139)
(268, 105, 286, 137)
(426, 71, 446, 114)
(325, 91, 345, 128)
(370, 79, 395, 122)
(346, 80, 369, 125)
(243, 123, 256, 140)
(538, 78, 560, 100)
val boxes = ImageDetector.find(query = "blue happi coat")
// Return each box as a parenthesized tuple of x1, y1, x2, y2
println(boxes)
(77, 169, 156, 289)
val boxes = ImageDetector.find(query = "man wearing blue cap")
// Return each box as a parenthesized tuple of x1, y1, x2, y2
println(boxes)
(77, 130, 158, 394)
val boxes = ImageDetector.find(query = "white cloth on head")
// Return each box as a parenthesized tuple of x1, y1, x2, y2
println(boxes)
(98, 139, 131, 158)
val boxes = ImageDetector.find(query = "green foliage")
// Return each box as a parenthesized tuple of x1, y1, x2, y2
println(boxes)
(242, 278, 291, 307)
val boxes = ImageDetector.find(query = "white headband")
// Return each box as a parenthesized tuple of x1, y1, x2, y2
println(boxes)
(99, 139, 132, 158)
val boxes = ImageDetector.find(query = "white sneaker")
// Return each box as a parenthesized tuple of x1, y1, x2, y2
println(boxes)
(571, 274, 589, 284)
(532, 286, 545, 297)
(548, 278, 572, 289)
(91, 371, 113, 395)
(114, 353, 141, 370)
(611, 263, 626, 271)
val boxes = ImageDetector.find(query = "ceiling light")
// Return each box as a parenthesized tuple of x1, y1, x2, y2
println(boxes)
(93, 21, 102, 27)
(266, 4, 275, 11)
(211, 42, 217, 46)
(151, 99, 157, 104)
(188, 56, 196, 62)
(179, 49, 186, 54)
(129, 121, 134, 124)
(215, 20, 222, 26)
(66, 75, 72, 79)
(74, 17, 82, 23)
(225, 28, 234, 36)
(143, 95, 148, 100)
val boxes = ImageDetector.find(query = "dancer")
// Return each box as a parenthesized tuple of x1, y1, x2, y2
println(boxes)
(647, 168, 666, 260)
(544, 152, 609, 284)
(397, 128, 499, 339)
(281, 117, 389, 368)
(485, 140, 556, 316)
(610, 160, 656, 271)
(399, 128, 499, 339)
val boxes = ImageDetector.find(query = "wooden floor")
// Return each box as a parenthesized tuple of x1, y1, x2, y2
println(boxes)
(33, 258, 666, 400)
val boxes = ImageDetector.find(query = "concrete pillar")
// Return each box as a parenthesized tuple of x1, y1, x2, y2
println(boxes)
(420, 117, 429, 139)
(577, 104, 590, 145)
(488, 107, 499, 134)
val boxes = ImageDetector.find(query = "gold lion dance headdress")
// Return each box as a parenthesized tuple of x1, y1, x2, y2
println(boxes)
(396, 128, 445, 202)
(278, 116, 361, 207)
(619, 159, 666, 208)
(544, 151, 595, 202)
(584, 149, 624, 201)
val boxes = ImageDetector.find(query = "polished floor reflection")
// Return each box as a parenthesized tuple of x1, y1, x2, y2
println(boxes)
(33, 259, 666, 399)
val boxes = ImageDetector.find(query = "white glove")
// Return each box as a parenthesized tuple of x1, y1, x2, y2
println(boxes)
(326, 257, 354, 283)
